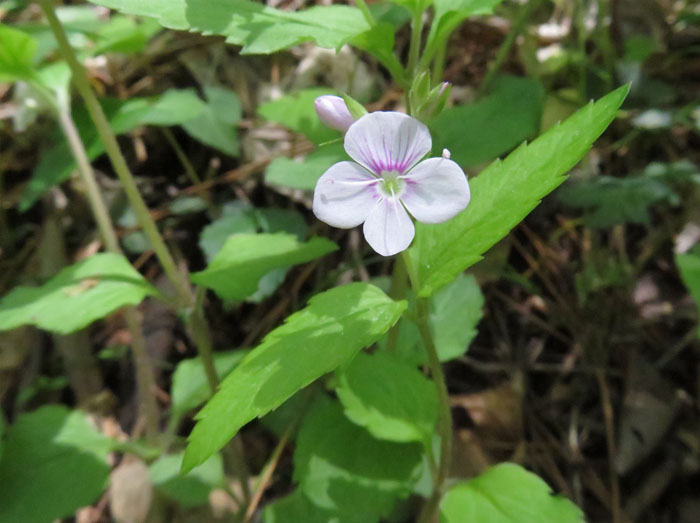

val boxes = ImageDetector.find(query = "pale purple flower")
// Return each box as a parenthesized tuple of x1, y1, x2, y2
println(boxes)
(314, 95, 355, 132)
(313, 111, 470, 256)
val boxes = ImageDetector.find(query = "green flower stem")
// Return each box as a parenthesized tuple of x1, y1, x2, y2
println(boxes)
(191, 286, 219, 393)
(401, 252, 452, 522)
(480, 0, 538, 95)
(355, 0, 375, 26)
(56, 97, 160, 441)
(407, 9, 425, 76)
(431, 40, 448, 85)
(39, 0, 191, 307)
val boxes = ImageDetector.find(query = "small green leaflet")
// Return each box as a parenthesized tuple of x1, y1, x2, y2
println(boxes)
(86, 0, 370, 54)
(676, 250, 700, 338)
(336, 351, 438, 445)
(0, 253, 156, 334)
(0, 406, 112, 523)
(0, 23, 38, 83)
(440, 463, 584, 522)
(182, 283, 406, 472)
(191, 233, 337, 302)
(293, 396, 424, 521)
(408, 84, 629, 297)
(258, 88, 341, 145)
(265, 142, 347, 191)
(181, 86, 242, 157)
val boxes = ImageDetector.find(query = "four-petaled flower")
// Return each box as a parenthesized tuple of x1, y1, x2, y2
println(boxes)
(313, 111, 470, 256)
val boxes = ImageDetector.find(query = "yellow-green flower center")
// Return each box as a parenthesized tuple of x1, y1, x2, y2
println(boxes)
(378, 171, 405, 198)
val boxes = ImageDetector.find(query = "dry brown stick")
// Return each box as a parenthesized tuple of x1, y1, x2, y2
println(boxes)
(596, 369, 622, 523)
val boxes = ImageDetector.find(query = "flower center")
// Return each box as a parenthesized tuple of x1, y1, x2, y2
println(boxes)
(378, 170, 405, 198)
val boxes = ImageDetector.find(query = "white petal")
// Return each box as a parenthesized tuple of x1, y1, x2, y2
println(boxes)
(400, 158, 470, 224)
(344, 112, 431, 175)
(313, 161, 379, 228)
(363, 198, 415, 256)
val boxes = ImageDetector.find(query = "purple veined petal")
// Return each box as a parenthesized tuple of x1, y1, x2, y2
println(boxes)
(313, 161, 379, 228)
(363, 197, 415, 256)
(400, 157, 470, 224)
(314, 95, 355, 132)
(345, 112, 432, 176)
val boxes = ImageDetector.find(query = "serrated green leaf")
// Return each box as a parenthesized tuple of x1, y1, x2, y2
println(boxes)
(149, 452, 223, 508)
(20, 89, 208, 211)
(294, 396, 423, 521)
(265, 142, 347, 191)
(440, 463, 584, 522)
(0, 406, 112, 523)
(676, 250, 700, 338)
(336, 351, 437, 444)
(0, 253, 156, 334)
(430, 76, 544, 167)
(191, 233, 337, 301)
(259, 88, 340, 145)
(0, 23, 38, 83)
(409, 85, 629, 297)
(181, 86, 242, 156)
(171, 349, 250, 416)
(182, 283, 406, 472)
(86, 0, 370, 54)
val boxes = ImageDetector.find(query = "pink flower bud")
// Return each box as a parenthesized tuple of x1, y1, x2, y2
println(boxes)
(314, 95, 355, 132)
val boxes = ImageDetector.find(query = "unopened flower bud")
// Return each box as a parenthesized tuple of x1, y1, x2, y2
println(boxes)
(314, 95, 355, 132)
(442, 148, 451, 159)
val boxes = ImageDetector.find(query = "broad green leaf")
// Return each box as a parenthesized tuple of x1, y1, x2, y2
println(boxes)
(0, 23, 38, 83)
(409, 85, 629, 297)
(350, 23, 405, 85)
(92, 15, 161, 55)
(430, 76, 544, 167)
(265, 142, 347, 191)
(191, 233, 337, 301)
(336, 351, 437, 444)
(294, 396, 423, 521)
(86, 0, 370, 54)
(0, 406, 112, 523)
(182, 283, 406, 472)
(171, 349, 250, 417)
(258, 88, 340, 145)
(676, 250, 700, 338)
(20, 89, 208, 211)
(425, 0, 503, 61)
(379, 274, 484, 363)
(0, 253, 156, 334)
(181, 86, 242, 156)
(149, 452, 223, 508)
(440, 463, 584, 522)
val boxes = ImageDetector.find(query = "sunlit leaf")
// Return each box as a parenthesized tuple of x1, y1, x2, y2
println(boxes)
(191, 233, 337, 302)
(86, 0, 370, 54)
(0, 23, 38, 83)
(294, 396, 424, 521)
(265, 142, 347, 191)
(336, 351, 437, 444)
(149, 452, 223, 508)
(440, 463, 583, 522)
(182, 283, 406, 472)
(181, 86, 242, 156)
(0, 253, 156, 334)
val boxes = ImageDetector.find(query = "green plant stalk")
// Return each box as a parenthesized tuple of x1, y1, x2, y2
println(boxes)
(479, 0, 538, 95)
(355, 0, 375, 26)
(39, 0, 220, 400)
(402, 252, 452, 522)
(56, 98, 160, 441)
(407, 9, 425, 76)
(39, 0, 191, 308)
(431, 40, 448, 85)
